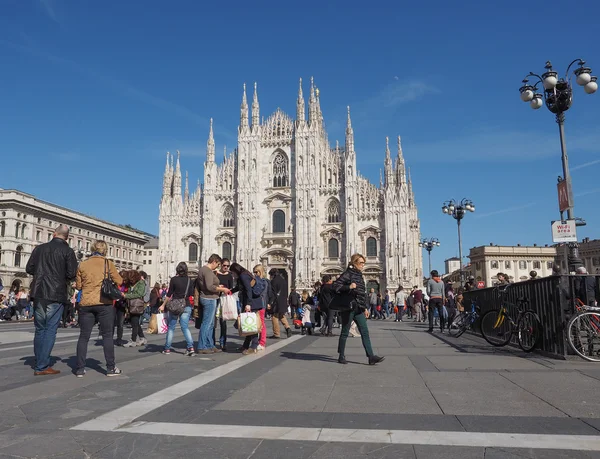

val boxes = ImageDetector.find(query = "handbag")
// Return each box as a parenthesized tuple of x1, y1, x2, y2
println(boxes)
(328, 291, 355, 312)
(238, 311, 262, 336)
(101, 259, 122, 301)
(166, 278, 190, 316)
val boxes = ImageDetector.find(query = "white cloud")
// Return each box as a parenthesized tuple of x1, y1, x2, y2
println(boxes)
(40, 0, 59, 24)
(475, 202, 537, 219)
(575, 188, 600, 198)
(572, 159, 600, 172)
(373, 80, 440, 108)
(408, 127, 600, 163)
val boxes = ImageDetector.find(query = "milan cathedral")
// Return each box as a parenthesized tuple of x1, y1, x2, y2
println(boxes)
(158, 78, 422, 293)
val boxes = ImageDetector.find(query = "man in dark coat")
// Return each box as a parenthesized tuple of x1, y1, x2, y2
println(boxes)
(268, 268, 291, 338)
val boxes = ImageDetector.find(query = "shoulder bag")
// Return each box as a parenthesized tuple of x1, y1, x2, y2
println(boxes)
(166, 277, 190, 315)
(101, 258, 122, 301)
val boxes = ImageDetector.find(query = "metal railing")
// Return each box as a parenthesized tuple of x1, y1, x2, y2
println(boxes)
(461, 275, 600, 359)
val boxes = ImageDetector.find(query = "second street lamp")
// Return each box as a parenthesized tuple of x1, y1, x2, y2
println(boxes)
(442, 199, 475, 286)
(419, 238, 440, 275)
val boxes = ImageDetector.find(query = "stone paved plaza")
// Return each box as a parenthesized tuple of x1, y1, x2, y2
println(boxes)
(2, 318, 600, 458)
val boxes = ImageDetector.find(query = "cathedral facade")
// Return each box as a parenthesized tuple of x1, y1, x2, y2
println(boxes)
(158, 78, 422, 294)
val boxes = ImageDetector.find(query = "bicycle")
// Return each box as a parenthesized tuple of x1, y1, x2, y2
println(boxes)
(448, 300, 479, 338)
(567, 298, 600, 362)
(479, 286, 542, 352)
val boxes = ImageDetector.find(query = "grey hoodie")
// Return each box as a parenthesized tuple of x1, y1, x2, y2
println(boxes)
(427, 278, 445, 300)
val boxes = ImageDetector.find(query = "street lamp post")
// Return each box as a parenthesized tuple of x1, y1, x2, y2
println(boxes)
(442, 199, 475, 286)
(418, 238, 440, 275)
(519, 59, 597, 271)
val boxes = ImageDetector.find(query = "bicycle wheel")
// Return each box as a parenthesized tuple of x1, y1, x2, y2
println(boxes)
(517, 311, 541, 352)
(480, 309, 512, 346)
(449, 314, 469, 338)
(567, 312, 600, 362)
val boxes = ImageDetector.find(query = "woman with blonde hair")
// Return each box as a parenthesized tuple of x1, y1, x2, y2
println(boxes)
(75, 240, 123, 377)
(253, 264, 274, 351)
(333, 253, 384, 365)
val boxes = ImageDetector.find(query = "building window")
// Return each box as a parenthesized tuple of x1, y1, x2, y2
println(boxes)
(15, 223, 20, 238)
(0, 221, 4, 237)
(547, 261, 553, 269)
(144, 251, 147, 256)
(505, 261, 511, 269)
(491, 261, 499, 269)
(109, 247, 113, 256)
(272, 152, 289, 187)
(0, 245, 2, 264)
(86, 242, 90, 251)
(328, 238, 339, 258)
(149, 251, 152, 256)
(475, 262, 481, 271)
(15, 245, 23, 267)
(222, 241, 232, 260)
(148, 260, 152, 265)
(188, 243, 198, 262)
(36, 230, 41, 241)
(47, 233, 52, 242)
(222, 204, 234, 227)
(366, 237, 377, 257)
(519, 260, 527, 269)
(116, 248, 120, 258)
(327, 199, 341, 223)
(593, 258, 600, 267)
(21, 224, 27, 239)
(273, 210, 285, 233)
(143, 260, 147, 265)
(533, 260, 541, 269)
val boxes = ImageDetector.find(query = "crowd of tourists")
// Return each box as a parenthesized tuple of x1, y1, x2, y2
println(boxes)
(23, 224, 386, 377)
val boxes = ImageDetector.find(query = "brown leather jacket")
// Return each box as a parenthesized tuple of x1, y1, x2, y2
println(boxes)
(76, 256, 123, 307)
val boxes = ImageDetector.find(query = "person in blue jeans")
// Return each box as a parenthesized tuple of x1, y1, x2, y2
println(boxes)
(161, 262, 196, 356)
(25, 224, 78, 376)
(195, 254, 231, 354)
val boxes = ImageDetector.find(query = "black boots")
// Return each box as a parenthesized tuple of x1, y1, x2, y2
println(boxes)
(338, 356, 348, 364)
(368, 355, 385, 365)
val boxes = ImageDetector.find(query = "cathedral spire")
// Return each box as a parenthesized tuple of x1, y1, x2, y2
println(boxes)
(173, 150, 182, 198)
(407, 167, 414, 204)
(184, 171, 189, 203)
(207, 118, 215, 163)
(384, 136, 394, 187)
(223, 144, 227, 161)
(309, 76, 317, 125)
(251, 82, 260, 129)
(162, 151, 172, 197)
(396, 135, 406, 184)
(297, 77, 305, 123)
(345, 106, 354, 155)
(240, 83, 249, 129)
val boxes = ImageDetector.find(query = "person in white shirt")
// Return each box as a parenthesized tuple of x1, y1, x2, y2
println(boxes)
(394, 286, 407, 322)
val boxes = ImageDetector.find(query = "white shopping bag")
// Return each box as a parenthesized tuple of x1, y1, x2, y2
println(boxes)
(221, 295, 238, 321)
(238, 312, 262, 336)
(156, 312, 168, 334)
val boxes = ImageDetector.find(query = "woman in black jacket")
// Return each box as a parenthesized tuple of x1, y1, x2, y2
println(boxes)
(333, 253, 384, 365)
(230, 263, 264, 355)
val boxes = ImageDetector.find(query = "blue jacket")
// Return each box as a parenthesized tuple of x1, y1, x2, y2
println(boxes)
(238, 272, 264, 311)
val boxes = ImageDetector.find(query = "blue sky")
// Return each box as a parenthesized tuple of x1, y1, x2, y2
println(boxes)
(1, 0, 600, 272)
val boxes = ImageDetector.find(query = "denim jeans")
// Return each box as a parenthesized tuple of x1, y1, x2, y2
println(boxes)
(33, 302, 64, 372)
(165, 306, 194, 350)
(77, 305, 116, 371)
(198, 297, 217, 350)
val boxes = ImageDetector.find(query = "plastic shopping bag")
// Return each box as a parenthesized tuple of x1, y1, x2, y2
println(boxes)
(238, 312, 262, 336)
(148, 313, 168, 334)
(221, 295, 238, 321)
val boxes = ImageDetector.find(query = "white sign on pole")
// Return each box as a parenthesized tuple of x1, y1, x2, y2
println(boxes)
(551, 220, 577, 243)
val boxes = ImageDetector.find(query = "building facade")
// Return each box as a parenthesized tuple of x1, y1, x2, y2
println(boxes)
(555, 238, 600, 274)
(0, 189, 153, 292)
(158, 79, 422, 293)
(142, 238, 160, 286)
(444, 257, 460, 276)
(468, 244, 556, 287)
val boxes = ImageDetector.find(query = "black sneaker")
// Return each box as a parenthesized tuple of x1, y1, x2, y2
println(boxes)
(106, 367, 122, 377)
(338, 356, 348, 365)
(75, 369, 86, 378)
(286, 328, 292, 338)
(368, 355, 385, 366)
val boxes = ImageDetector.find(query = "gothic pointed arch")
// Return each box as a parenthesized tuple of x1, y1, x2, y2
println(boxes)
(222, 241, 232, 260)
(366, 237, 377, 257)
(272, 209, 285, 233)
(222, 203, 234, 227)
(272, 150, 289, 188)
(188, 242, 198, 262)
(15, 245, 23, 267)
(326, 198, 341, 223)
(328, 238, 340, 258)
